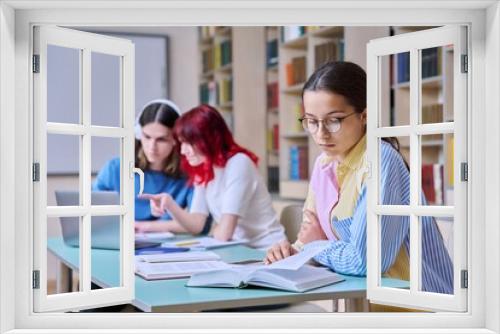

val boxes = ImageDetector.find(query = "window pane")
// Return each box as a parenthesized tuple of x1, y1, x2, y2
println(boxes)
(91, 52, 121, 127)
(47, 45, 81, 124)
(380, 215, 410, 290)
(379, 54, 394, 127)
(419, 216, 454, 295)
(420, 45, 453, 124)
(47, 134, 81, 206)
(91, 136, 122, 205)
(420, 133, 454, 206)
(391, 51, 411, 126)
(90, 215, 122, 289)
(47, 216, 80, 295)
(379, 137, 410, 205)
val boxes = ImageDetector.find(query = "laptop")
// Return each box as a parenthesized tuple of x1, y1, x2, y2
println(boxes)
(55, 190, 160, 250)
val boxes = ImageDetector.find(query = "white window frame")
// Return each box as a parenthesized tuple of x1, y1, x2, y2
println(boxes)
(0, 1, 498, 333)
(32, 26, 136, 312)
(366, 26, 468, 312)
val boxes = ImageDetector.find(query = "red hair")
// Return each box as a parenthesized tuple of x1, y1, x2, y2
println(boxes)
(174, 104, 258, 186)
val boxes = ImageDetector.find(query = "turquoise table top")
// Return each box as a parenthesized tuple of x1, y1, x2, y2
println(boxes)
(48, 237, 409, 312)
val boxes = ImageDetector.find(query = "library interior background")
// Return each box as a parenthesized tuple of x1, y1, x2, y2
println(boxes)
(46, 26, 454, 312)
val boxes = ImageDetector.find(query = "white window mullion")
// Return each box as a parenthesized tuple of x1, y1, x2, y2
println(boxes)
(80, 47, 92, 293)
(409, 48, 421, 294)
(120, 44, 135, 294)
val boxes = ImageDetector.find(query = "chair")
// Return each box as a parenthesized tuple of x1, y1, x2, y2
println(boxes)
(279, 204, 303, 241)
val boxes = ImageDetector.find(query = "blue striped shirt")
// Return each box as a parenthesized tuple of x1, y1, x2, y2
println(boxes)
(307, 141, 453, 294)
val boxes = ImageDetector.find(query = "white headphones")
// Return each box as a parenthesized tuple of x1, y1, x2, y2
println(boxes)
(135, 99, 181, 140)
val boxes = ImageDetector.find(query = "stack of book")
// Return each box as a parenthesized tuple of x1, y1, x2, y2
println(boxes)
(289, 145, 308, 180)
(285, 56, 307, 86)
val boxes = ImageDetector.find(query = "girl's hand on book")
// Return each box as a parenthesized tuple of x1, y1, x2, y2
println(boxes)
(297, 210, 328, 244)
(135, 221, 171, 233)
(263, 240, 297, 264)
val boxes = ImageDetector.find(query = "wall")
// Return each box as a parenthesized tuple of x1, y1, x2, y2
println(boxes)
(46, 26, 199, 284)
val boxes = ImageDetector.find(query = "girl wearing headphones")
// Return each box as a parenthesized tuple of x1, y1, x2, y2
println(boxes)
(93, 99, 210, 235)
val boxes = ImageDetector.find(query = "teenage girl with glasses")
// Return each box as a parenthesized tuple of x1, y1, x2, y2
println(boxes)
(264, 62, 453, 303)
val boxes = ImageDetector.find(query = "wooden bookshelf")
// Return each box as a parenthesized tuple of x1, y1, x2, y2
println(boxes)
(198, 26, 234, 131)
(278, 26, 391, 200)
(391, 26, 454, 206)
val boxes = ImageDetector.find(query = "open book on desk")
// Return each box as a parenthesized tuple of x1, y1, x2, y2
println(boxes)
(186, 241, 344, 292)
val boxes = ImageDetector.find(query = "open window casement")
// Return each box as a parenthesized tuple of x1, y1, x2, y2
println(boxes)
(33, 26, 136, 312)
(366, 26, 468, 312)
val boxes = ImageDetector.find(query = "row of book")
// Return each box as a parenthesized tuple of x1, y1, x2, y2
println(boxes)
(201, 40, 232, 73)
(267, 124, 279, 152)
(396, 47, 442, 83)
(267, 82, 279, 109)
(314, 39, 344, 69)
(266, 39, 278, 68)
(285, 56, 307, 86)
(289, 145, 308, 180)
(199, 79, 233, 106)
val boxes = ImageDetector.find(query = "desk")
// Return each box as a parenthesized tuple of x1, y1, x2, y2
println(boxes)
(48, 237, 409, 312)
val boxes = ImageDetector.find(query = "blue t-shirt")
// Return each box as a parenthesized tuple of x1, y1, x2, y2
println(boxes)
(92, 157, 193, 221)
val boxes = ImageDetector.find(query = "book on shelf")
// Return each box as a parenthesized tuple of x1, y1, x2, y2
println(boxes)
(199, 78, 233, 106)
(284, 56, 306, 87)
(421, 47, 441, 78)
(314, 38, 344, 69)
(186, 241, 344, 292)
(397, 52, 410, 83)
(289, 145, 308, 180)
(267, 125, 279, 152)
(266, 39, 278, 68)
(267, 166, 280, 193)
(267, 82, 279, 109)
(421, 163, 444, 205)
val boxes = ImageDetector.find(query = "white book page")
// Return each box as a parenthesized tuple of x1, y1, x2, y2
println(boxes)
(266, 240, 330, 270)
(136, 260, 231, 276)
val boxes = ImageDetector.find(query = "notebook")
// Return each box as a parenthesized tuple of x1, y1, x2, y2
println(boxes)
(186, 240, 343, 292)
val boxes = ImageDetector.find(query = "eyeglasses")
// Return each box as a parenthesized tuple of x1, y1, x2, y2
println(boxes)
(299, 112, 358, 134)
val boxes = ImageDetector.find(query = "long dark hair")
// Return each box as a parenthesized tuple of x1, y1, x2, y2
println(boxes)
(302, 61, 404, 158)
(135, 102, 182, 178)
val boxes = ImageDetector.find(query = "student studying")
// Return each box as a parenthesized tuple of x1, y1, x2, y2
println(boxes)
(92, 99, 211, 235)
(264, 61, 453, 310)
(141, 105, 286, 250)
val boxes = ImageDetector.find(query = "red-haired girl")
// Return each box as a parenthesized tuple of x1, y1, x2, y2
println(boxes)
(142, 105, 286, 249)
